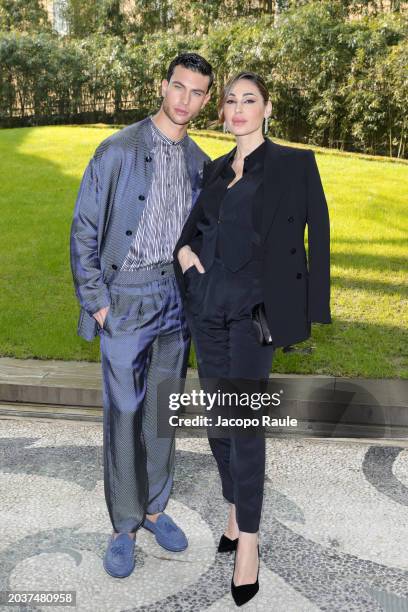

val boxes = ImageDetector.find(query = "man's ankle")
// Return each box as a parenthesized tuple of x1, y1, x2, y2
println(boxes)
(146, 512, 162, 523)
(112, 531, 136, 540)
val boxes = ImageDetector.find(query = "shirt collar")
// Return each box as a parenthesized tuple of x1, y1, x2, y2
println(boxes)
(149, 116, 188, 147)
(222, 137, 267, 177)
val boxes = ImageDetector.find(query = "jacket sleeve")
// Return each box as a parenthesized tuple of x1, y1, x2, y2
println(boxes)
(172, 162, 212, 300)
(69, 154, 110, 317)
(305, 150, 332, 324)
(187, 159, 212, 254)
(172, 193, 207, 299)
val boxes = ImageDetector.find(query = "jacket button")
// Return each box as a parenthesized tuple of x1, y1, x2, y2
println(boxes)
(290, 247, 297, 254)
(112, 264, 118, 270)
(296, 272, 302, 279)
(138, 195, 145, 201)
(126, 230, 132, 236)
(288, 216, 294, 223)
(145, 156, 152, 162)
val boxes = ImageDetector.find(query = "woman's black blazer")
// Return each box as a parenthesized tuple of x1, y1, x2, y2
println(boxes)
(173, 138, 331, 348)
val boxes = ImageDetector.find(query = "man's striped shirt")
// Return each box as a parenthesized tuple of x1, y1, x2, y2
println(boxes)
(120, 117, 192, 271)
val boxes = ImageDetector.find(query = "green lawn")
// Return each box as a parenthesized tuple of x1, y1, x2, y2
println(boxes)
(0, 125, 407, 378)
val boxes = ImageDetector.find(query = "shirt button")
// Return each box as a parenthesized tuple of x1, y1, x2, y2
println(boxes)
(126, 230, 132, 236)
(138, 195, 145, 201)
(145, 155, 152, 162)
(288, 216, 294, 223)
(296, 272, 302, 279)
(112, 264, 118, 270)
(290, 247, 296, 254)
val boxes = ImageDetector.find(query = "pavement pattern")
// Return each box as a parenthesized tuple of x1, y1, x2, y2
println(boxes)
(0, 417, 407, 612)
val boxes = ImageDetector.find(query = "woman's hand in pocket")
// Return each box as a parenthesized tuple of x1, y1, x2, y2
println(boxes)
(177, 245, 205, 274)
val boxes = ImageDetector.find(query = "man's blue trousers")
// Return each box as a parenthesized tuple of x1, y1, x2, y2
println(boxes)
(99, 264, 190, 533)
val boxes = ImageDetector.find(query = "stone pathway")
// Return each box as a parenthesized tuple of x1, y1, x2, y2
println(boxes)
(0, 417, 407, 611)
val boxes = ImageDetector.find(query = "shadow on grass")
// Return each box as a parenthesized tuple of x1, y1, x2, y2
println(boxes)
(331, 275, 407, 296)
(331, 252, 406, 274)
(334, 237, 408, 247)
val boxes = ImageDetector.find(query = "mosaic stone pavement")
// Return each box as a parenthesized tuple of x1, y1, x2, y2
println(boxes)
(0, 418, 407, 612)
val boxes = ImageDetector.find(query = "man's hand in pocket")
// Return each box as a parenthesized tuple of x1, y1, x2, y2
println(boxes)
(93, 305, 110, 328)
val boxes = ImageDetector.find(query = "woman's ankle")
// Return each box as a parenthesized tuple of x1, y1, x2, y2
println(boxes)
(237, 530, 259, 546)
(224, 528, 239, 540)
(225, 504, 239, 539)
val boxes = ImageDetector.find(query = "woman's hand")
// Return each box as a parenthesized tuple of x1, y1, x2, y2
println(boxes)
(177, 245, 205, 274)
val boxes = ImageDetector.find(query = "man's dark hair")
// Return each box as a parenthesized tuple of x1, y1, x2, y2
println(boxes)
(166, 53, 214, 92)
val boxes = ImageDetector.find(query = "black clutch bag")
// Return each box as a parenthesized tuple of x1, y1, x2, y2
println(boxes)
(251, 303, 273, 345)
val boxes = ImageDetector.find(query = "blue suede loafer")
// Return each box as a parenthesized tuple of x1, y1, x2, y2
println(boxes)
(143, 514, 188, 552)
(103, 533, 136, 578)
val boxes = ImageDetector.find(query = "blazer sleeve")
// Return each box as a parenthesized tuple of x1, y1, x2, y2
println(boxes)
(173, 195, 207, 300)
(305, 150, 332, 324)
(186, 159, 212, 254)
(69, 155, 110, 317)
(172, 161, 212, 300)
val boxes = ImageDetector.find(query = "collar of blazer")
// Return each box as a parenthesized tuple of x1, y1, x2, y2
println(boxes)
(203, 138, 293, 243)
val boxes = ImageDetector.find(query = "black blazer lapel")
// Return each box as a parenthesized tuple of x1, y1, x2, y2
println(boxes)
(204, 147, 236, 187)
(201, 139, 289, 242)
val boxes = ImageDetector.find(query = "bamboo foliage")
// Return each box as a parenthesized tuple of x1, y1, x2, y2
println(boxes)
(0, 0, 406, 157)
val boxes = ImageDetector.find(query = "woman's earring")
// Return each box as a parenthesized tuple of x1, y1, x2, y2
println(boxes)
(263, 117, 269, 136)
(223, 121, 229, 134)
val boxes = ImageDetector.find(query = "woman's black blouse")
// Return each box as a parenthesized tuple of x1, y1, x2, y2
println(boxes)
(191, 138, 267, 273)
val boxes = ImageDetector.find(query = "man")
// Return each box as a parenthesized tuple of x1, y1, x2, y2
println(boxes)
(70, 52, 213, 578)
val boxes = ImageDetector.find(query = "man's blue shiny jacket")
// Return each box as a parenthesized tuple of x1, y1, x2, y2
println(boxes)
(70, 117, 210, 341)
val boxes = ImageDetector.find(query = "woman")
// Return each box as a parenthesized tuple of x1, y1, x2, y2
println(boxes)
(173, 72, 331, 606)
